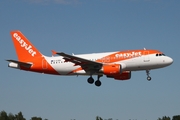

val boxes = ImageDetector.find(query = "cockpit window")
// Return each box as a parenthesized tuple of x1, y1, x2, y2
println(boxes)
(156, 53, 166, 57)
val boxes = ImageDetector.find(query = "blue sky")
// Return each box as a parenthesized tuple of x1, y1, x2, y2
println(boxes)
(0, 0, 179, 120)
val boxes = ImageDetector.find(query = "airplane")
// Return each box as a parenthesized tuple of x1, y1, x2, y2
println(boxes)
(7, 30, 173, 87)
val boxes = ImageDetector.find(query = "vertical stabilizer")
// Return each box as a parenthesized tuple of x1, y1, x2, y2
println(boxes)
(10, 31, 42, 61)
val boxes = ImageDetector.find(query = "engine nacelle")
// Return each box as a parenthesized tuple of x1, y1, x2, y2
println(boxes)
(102, 64, 122, 76)
(107, 71, 131, 80)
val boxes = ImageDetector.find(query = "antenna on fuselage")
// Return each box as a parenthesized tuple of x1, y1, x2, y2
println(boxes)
(144, 48, 146, 50)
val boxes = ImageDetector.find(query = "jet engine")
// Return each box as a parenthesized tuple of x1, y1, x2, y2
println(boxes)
(106, 71, 131, 80)
(101, 64, 122, 76)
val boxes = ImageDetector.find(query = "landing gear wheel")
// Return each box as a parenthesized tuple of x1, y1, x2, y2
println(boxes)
(95, 80, 101, 87)
(146, 70, 152, 81)
(87, 77, 94, 84)
(147, 76, 151, 81)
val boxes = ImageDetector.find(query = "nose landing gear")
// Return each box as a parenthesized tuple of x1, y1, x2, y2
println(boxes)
(146, 70, 151, 81)
(147, 76, 151, 81)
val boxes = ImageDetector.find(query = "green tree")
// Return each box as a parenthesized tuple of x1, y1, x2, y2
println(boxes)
(30, 117, 42, 120)
(96, 116, 103, 120)
(172, 115, 180, 120)
(0, 111, 8, 120)
(158, 116, 171, 120)
(8, 113, 15, 120)
(15, 112, 26, 120)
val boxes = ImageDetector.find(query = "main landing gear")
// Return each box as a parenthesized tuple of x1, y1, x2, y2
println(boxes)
(146, 70, 151, 81)
(87, 75, 103, 87)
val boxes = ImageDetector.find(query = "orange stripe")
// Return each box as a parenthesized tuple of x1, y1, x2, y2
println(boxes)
(69, 50, 162, 74)
(20, 57, 59, 75)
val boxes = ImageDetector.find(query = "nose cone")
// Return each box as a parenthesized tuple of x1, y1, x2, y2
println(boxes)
(166, 57, 173, 65)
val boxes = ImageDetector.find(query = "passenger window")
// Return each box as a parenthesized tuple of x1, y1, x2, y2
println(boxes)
(156, 54, 158, 56)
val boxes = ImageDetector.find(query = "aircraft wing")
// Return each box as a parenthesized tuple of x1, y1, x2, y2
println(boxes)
(52, 51, 103, 72)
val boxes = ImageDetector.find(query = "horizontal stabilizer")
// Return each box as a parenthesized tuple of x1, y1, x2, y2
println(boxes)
(6, 59, 32, 68)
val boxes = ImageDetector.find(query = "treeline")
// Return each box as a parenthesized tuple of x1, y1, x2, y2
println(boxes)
(96, 115, 180, 120)
(1, 110, 180, 120)
(0, 111, 47, 120)
(157, 116, 180, 120)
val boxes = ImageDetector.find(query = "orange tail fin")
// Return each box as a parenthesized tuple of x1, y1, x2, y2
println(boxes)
(10, 31, 42, 61)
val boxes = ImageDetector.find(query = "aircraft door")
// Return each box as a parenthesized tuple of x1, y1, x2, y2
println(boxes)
(143, 51, 150, 62)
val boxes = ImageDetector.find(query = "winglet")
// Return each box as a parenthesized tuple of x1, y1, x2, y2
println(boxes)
(51, 50, 57, 56)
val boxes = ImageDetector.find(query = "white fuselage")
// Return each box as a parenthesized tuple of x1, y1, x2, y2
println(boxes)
(43, 51, 173, 75)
